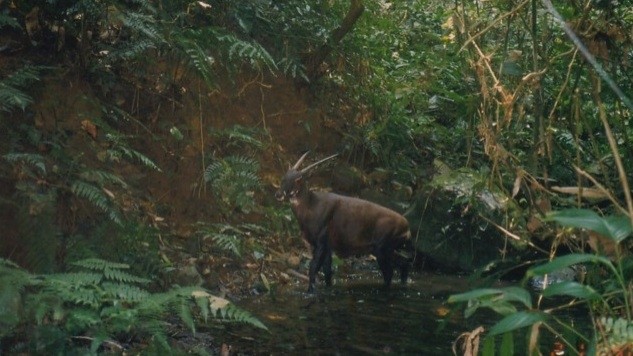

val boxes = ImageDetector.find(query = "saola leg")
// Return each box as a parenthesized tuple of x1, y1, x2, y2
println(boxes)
(374, 245, 394, 287)
(323, 250, 333, 286)
(308, 238, 331, 293)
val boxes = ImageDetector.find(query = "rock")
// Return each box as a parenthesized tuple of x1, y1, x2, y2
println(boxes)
(406, 162, 527, 273)
(529, 265, 586, 290)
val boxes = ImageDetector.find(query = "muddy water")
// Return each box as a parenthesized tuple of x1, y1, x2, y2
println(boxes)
(219, 272, 501, 355)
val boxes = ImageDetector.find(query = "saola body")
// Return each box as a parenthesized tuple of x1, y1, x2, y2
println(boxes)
(276, 152, 412, 292)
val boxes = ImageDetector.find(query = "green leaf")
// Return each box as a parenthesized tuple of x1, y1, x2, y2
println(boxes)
(603, 215, 633, 242)
(500, 331, 514, 355)
(527, 254, 613, 278)
(448, 288, 505, 303)
(545, 209, 632, 242)
(482, 336, 495, 356)
(500, 61, 522, 76)
(542, 281, 600, 300)
(488, 311, 547, 336)
(169, 126, 184, 141)
(448, 287, 532, 309)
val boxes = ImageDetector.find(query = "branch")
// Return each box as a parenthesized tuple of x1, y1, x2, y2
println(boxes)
(303, 0, 365, 82)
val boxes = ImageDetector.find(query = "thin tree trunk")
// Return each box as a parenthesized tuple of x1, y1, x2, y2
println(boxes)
(303, 0, 364, 82)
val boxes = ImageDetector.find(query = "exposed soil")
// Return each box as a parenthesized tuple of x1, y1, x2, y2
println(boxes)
(0, 49, 384, 297)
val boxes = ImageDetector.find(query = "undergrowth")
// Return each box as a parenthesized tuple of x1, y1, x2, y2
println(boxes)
(0, 258, 265, 354)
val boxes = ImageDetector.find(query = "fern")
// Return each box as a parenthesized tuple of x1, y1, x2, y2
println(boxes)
(71, 257, 130, 271)
(197, 222, 271, 257)
(216, 303, 266, 330)
(192, 290, 267, 330)
(180, 40, 216, 87)
(105, 133, 161, 171)
(0, 13, 20, 29)
(204, 155, 261, 213)
(224, 35, 278, 72)
(3, 153, 46, 175)
(79, 169, 128, 188)
(278, 57, 310, 82)
(0, 65, 46, 112)
(117, 10, 164, 43)
(71, 180, 123, 225)
(175, 28, 278, 82)
(1, 258, 266, 353)
(212, 124, 266, 150)
(108, 39, 157, 61)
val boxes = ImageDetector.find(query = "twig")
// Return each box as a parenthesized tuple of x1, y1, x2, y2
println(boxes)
(286, 268, 309, 281)
(542, 0, 633, 111)
(573, 166, 627, 215)
(458, 0, 530, 53)
(479, 214, 549, 255)
(588, 72, 633, 226)
(71, 336, 124, 351)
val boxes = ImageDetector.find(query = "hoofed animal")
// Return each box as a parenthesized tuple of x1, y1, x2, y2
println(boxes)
(276, 152, 412, 292)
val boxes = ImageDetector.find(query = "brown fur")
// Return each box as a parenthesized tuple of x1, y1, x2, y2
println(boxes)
(276, 156, 412, 292)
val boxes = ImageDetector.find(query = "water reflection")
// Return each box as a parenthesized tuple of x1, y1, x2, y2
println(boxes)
(220, 272, 497, 355)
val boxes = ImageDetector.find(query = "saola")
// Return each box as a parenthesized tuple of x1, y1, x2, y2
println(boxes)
(276, 152, 412, 292)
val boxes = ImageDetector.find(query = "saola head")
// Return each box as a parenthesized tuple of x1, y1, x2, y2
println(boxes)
(275, 152, 338, 202)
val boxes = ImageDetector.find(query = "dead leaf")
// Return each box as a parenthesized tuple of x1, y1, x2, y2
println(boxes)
(197, 1, 212, 9)
(264, 313, 286, 321)
(81, 119, 98, 139)
(220, 343, 231, 356)
(551, 186, 609, 201)
(512, 171, 522, 198)
(209, 295, 230, 310)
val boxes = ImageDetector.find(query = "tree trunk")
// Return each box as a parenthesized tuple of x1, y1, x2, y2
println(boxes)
(303, 0, 364, 82)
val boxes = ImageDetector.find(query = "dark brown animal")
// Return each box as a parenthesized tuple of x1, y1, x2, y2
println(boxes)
(276, 152, 412, 292)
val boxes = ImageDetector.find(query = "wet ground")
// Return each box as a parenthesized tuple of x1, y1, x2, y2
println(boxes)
(207, 264, 594, 355)
(214, 271, 501, 355)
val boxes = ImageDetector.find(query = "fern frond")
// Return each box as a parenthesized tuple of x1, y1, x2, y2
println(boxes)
(0, 13, 21, 29)
(3, 153, 46, 175)
(216, 303, 267, 330)
(47, 272, 103, 286)
(65, 308, 100, 333)
(0, 65, 47, 112)
(213, 125, 266, 150)
(105, 134, 161, 171)
(219, 33, 277, 72)
(71, 258, 130, 271)
(183, 42, 216, 87)
(191, 290, 266, 330)
(209, 233, 241, 257)
(203, 155, 260, 212)
(46, 275, 100, 308)
(117, 9, 164, 43)
(71, 181, 123, 224)
(109, 39, 157, 60)
(79, 169, 128, 188)
(103, 267, 151, 284)
(0, 83, 33, 111)
(101, 282, 150, 301)
(278, 57, 309, 82)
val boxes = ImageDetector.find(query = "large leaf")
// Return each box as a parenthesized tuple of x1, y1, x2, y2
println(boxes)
(448, 287, 532, 309)
(500, 331, 514, 355)
(545, 209, 632, 242)
(542, 281, 600, 300)
(527, 253, 613, 277)
(488, 311, 548, 336)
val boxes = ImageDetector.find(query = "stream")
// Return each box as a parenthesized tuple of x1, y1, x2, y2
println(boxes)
(213, 271, 517, 355)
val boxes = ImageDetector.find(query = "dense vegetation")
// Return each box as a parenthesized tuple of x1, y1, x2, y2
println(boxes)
(1, 0, 632, 353)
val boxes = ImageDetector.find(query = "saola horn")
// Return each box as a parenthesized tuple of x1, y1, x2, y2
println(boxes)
(292, 151, 310, 170)
(300, 153, 339, 173)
